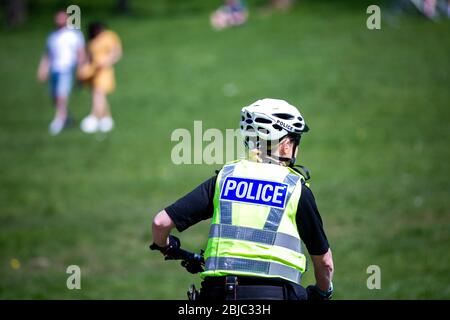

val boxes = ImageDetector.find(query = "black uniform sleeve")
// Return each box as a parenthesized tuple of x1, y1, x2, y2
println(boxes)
(296, 184, 330, 255)
(165, 176, 217, 232)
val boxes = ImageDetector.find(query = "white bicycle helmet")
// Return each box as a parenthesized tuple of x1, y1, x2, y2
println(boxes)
(240, 98, 309, 148)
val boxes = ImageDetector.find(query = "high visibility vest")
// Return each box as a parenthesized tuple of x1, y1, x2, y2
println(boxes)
(201, 159, 306, 284)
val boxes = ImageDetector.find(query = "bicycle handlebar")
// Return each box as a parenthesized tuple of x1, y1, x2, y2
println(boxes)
(165, 247, 205, 274)
(149, 236, 205, 274)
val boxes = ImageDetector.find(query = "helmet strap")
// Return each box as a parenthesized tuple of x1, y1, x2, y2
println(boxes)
(256, 135, 301, 167)
(283, 135, 300, 167)
(288, 143, 298, 167)
(262, 153, 293, 166)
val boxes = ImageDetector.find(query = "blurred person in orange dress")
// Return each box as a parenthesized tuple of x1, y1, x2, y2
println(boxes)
(78, 22, 122, 133)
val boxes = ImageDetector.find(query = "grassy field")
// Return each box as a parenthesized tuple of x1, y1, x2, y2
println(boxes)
(0, 0, 449, 299)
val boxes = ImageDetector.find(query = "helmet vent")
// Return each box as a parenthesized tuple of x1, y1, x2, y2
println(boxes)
(245, 119, 253, 124)
(272, 124, 283, 131)
(257, 127, 269, 134)
(254, 117, 272, 124)
(293, 123, 304, 128)
(273, 113, 294, 120)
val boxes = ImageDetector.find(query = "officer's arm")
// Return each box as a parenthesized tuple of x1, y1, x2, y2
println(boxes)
(152, 210, 176, 247)
(311, 248, 334, 292)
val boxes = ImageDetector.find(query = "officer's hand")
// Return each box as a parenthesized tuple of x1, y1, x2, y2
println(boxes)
(181, 259, 204, 274)
(163, 235, 182, 260)
(149, 235, 181, 260)
(306, 284, 333, 301)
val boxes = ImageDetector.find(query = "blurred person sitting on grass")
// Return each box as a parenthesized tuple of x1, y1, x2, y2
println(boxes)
(77, 22, 122, 134)
(37, 11, 85, 135)
(425, 0, 450, 18)
(268, 0, 296, 11)
(409, 0, 450, 19)
(210, 0, 248, 30)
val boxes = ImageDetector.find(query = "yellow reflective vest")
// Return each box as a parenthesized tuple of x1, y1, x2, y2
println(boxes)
(201, 159, 306, 284)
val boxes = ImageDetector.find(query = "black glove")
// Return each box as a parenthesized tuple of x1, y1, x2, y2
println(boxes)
(181, 251, 205, 274)
(149, 235, 181, 260)
(306, 284, 333, 301)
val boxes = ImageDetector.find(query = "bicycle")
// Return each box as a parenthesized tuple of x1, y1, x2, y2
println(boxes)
(149, 238, 205, 300)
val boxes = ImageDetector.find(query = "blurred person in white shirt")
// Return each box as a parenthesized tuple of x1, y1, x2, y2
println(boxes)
(37, 11, 85, 135)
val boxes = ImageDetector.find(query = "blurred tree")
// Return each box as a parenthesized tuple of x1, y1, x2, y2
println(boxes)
(116, 0, 132, 14)
(4, 0, 27, 26)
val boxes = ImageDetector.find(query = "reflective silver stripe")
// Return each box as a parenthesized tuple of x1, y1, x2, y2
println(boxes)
(205, 257, 302, 284)
(263, 173, 300, 232)
(209, 224, 301, 253)
(219, 164, 236, 224)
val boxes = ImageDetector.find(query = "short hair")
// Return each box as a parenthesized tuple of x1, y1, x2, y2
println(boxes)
(88, 21, 106, 40)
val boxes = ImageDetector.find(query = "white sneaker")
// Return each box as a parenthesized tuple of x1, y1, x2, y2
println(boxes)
(80, 115, 99, 133)
(98, 117, 114, 133)
(49, 117, 65, 136)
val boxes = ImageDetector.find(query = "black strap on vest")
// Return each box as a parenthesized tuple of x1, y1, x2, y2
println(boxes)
(225, 276, 238, 300)
(292, 164, 311, 181)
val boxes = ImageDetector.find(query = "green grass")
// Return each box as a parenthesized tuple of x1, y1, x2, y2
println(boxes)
(0, 1, 449, 299)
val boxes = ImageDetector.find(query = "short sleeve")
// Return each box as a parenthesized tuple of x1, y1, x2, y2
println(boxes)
(296, 184, 330, 255)
(165, 176, 217, 232)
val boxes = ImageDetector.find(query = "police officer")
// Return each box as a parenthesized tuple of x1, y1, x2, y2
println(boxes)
(151, 98, 334, 300)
